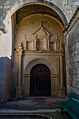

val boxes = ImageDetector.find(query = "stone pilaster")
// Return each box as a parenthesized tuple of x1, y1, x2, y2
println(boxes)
(47, 36, 50, 51)
(58, 52, 65, 97)
(33, 39, 36, 50)
(23, 74, 30, 96)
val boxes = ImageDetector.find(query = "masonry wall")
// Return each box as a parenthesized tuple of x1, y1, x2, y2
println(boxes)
(0, 0, 79, 28)
(0, 0, 79, 101)
(65, 17, 79, 95)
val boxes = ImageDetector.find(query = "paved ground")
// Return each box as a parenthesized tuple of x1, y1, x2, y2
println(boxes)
(0, 109, 69, 119)
(0, 97, 69, 119)
(0, 108, 69, 119)
(0, 97, 66, 110)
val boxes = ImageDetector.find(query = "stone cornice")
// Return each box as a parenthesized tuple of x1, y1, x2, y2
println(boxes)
(23, 50, 64, 56)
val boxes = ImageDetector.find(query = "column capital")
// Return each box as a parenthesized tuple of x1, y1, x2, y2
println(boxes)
(16, 43, 23, 56)
(59, 51, 64, 56)
(16, 49, 23, 56)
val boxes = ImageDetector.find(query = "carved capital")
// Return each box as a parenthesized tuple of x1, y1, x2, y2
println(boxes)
(16, 43, 23, 56)
(59, 51, 64, 56)
(16, 49, 23, 56)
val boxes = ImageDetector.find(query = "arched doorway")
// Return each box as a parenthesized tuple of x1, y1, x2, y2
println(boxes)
(30, 64, 51, 96)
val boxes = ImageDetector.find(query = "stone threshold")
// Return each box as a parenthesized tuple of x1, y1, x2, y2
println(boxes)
(0, 109, 61, 115)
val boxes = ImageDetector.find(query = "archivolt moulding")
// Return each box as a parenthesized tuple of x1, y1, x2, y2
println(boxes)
(24, 58, 55, 74)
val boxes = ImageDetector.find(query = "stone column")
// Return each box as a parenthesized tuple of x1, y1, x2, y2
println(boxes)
(60, 53, 63, 88)
(58, 52, 65, 97)
(16, 43, 23, 99)
(47, 39, 50, 50)
(54, 41, 57, 51)
(32, 35, 36, 50)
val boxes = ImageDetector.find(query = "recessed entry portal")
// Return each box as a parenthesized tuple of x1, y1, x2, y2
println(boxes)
(30, 64, 51, 96)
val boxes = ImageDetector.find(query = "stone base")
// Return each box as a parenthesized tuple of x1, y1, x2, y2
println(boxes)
(58, 87, 66, 97)
(16, 86, 23, 99)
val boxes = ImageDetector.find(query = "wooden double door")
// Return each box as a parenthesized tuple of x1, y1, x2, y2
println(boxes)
(30, 64, 51, 96)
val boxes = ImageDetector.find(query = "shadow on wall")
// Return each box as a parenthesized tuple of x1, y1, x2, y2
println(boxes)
(0, 57, 12, 102)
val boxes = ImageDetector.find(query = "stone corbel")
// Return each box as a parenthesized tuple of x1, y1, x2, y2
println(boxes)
(0, 30, 3, 35)
(1, 20, 11, 34)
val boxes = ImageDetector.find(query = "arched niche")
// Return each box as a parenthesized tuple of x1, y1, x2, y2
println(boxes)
(2, 1, 67, 33)
(6, 2, 66, 98)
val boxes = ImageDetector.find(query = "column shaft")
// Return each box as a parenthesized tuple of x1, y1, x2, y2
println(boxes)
(16, 47, 23, 98)
(60, 55, 63, 87)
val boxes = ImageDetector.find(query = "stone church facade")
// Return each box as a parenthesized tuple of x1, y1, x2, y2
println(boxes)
(0, 0, 79, 102)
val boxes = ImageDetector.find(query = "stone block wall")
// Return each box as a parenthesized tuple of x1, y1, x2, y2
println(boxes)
(65, 9, 79, 95)
(51, 0, 79, 22)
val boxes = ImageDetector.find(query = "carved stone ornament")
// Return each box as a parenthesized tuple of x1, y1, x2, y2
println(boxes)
(23, 22, 63, 52)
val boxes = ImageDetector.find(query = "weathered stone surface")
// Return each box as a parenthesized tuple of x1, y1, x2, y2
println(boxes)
(0, 0, 79, 102)
(65, 9, 79, 95)
(0, 0, 78, 29)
